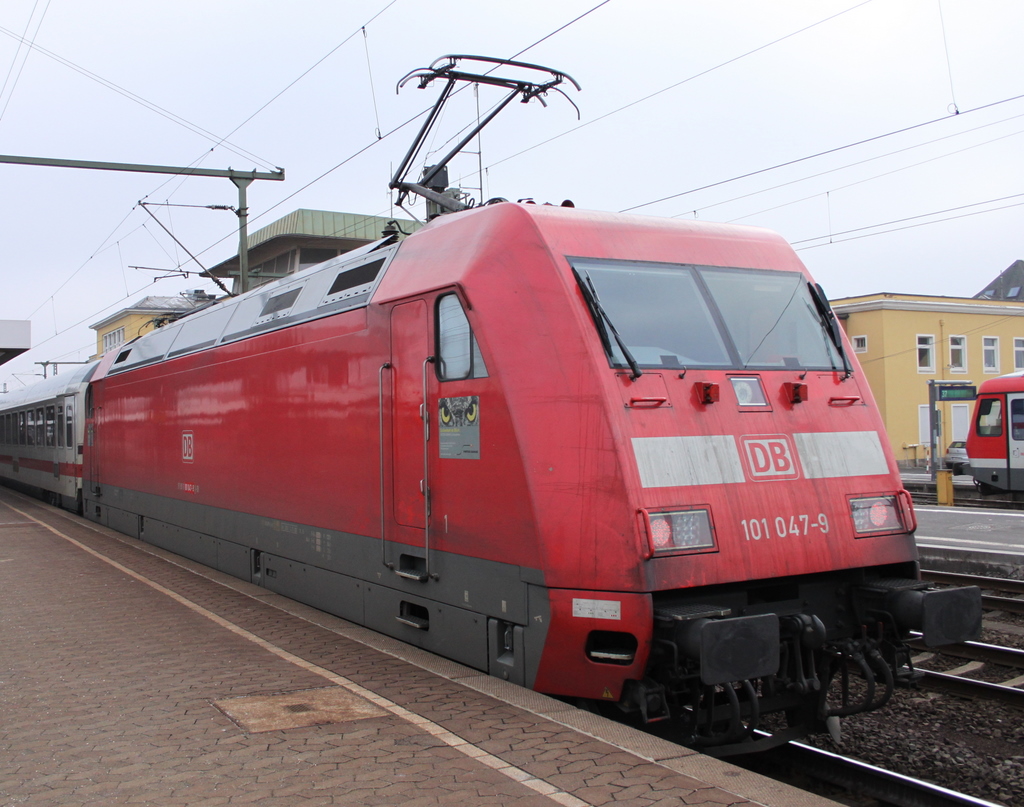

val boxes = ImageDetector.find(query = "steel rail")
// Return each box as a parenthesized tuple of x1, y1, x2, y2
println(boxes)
(921, 570, 1024, 596)
(918, 668, 1024, 707)
(909, 637, 1024, 670)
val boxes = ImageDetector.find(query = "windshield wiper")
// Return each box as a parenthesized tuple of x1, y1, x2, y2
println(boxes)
(808, 282, 852, 379)
(573, 269, 642, 380)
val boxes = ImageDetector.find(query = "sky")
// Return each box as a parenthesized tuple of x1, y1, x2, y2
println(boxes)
(0, 0, 1022, 390)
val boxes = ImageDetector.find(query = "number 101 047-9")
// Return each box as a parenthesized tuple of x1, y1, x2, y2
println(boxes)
(741, 514, 829, 541)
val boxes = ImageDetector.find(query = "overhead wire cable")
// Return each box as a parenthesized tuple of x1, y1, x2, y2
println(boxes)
(0, 23, 277, 170)
(937, 0, 960, 114)
(485, 0, 877, 178)
(622, 90, 1024, 214)
(0, 0, 51, 124)
(722, 116, 1024, 223)
(362, 26, 383, 138)
(793, 191, 1024, 249)
(210, 0, 398, 151)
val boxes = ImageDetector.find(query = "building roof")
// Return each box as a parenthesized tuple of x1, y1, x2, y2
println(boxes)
(975, 259, 1024, 301)
(89, 294, 212, 331)
(831, 291, 1024, 317)
(207, 209, 418, 280)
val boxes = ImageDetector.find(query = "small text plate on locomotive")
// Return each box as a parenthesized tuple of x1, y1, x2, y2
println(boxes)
(572, 598, 621, 620)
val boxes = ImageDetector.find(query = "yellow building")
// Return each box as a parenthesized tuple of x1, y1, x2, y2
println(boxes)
(831, 292, 1024, 466)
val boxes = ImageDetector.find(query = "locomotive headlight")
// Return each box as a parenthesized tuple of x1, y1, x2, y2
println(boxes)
(644, 508, 716, 556)
(849, 495, 904, 536)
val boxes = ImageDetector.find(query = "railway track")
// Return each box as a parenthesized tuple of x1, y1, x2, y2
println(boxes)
(912, 571, 1024, 709)
(909, 490, 1024, 510)
(739, 738, 1002, 807)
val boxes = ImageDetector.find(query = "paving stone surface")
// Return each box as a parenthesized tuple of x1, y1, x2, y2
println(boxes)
(0, 488, 837, 806)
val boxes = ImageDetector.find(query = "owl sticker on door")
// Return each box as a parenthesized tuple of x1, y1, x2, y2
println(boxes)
(438, 396, 480, 459)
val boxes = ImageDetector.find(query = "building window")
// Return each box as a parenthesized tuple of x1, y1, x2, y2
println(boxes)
(853, 335, 867, 353)
(918, 404, 931, 445)
(949, 335, 966, 373)
(983, 337, 999, 373)
(917, 335, 934, 373)
(1015, 338, 1024, 371)
(103, 326, 126, 354)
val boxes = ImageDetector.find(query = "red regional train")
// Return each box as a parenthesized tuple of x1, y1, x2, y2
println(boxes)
(966, 371, 1024, 493)
(1, 203, 981, 755)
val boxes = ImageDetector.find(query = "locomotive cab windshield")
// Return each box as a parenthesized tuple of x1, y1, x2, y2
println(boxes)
(572, 258, 848, 373)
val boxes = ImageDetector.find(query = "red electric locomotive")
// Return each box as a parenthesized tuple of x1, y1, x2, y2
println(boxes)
(966, 371, 1024, 492)
(4, 57, 981, 755)
(78, 201, 980, 754)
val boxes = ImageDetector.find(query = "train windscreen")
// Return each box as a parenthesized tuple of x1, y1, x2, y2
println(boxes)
(573, 259, 845, 372)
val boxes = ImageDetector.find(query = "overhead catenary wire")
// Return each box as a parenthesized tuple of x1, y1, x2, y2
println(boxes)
(487, 0, 877, 180)
(721, 115, 1024, 225)
(0, 0, 50, 125)
(937, 0, 960, 115)
(0, 23, 278, 171)
(793, 193, 1024, 250)
(620, 90, 1024, 215)
(362, 26, 383, 139)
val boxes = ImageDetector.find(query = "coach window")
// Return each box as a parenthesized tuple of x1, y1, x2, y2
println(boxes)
(25, 410, 34, 446)
(45, 405, 55, 447)
(976, 397, 1003, 437)
(436, 294, 488, 381)
(66, 401, 74, 448)
(17, 411, 25, 445)
(1013, 399, 1024, 441)
(35, 407, 44, 446)
(57, 405, 64, 448)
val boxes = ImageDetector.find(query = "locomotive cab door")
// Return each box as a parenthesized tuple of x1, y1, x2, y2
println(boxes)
(385, 290, 487, 582)
(388, 299, 435, 580)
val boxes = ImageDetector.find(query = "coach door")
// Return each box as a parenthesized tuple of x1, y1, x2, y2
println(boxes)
(85, 385, 101, 501)
(1007, 393, 1024, 489)
(387, 299, 437, 580)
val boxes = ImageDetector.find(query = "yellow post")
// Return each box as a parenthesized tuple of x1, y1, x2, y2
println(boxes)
(936, 469, 954, 506)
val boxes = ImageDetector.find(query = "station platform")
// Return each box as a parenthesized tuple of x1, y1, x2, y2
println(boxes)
(0, 487, 834, 807)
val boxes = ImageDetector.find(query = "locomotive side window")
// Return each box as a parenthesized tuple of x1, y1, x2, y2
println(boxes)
(976, 397, 1003, 437)
(436, 294, 488, 381)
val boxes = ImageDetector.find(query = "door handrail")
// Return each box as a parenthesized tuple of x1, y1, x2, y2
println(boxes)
(422, 356, 437, 581)
(379, 362, 393, 570)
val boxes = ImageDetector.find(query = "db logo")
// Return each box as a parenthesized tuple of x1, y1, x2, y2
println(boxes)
(182, 431, 195, 464)
(740, 435, 799, 481)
